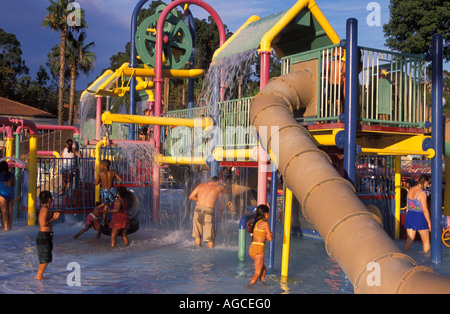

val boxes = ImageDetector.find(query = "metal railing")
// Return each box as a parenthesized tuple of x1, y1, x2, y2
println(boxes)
(282, 44, 427, 127)
(36, 157, 95, 211)
(35, 145, 153, 211)
(164, 97, 256, 157)
(355, 155, 395, 195)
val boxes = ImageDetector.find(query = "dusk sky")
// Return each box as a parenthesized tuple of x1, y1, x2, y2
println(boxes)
(1, 0, 445, 92)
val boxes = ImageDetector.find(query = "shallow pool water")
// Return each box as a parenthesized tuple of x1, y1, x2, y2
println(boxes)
(1, 189, 450, 294)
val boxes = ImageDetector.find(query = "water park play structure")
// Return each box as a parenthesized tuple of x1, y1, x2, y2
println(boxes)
(2, 0, 450, 293)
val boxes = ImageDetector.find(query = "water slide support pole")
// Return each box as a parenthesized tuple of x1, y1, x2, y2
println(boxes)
(281, 187, 293, 280)
(394, 155, 401, 239)
(431, 34, 443, 264)
(343, 18, 358, 186)
(27, 135, 37, 226)
(268, 165, 277, 269)
(257, 50, 272, 207)
(13, 130, 21, 218)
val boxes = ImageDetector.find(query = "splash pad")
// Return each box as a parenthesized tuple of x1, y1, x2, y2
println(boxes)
(3, 0, 450, 294)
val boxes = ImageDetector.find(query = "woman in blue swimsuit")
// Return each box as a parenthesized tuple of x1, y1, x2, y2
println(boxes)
(403, 174, 431, 253)
(0, 161, 15, 231)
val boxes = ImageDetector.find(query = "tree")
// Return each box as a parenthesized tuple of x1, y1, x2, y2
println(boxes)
(0, 28, 29, 98)
(16, 66, 59, 115)
(66, 31, 96, 125)
(383, 0, 450, 61)
(42, 0, 87, 125)
(194, 16, 232, 71)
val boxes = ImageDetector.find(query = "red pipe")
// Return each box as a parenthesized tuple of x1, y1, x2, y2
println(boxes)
(259, 50, 272, 89)
(154, 0, 226, 142)
(256, 50, 273, 205)
(0, 126, 13, 138)
(0, 117, 37, 135)
(37, 151, 57, 156)
(35, 124, 80, 135)
(153, 0, 226, 222)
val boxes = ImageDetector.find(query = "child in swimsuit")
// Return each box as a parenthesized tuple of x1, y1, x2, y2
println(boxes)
(95, 159, 123, 208)
(403, 174, 431, 253)
(0, 161, 15, 231)
(249, 204, 272, 285)
(104, 186, 130, 247)
(73, 202, 107, 239)
(35, 191, 60, 280)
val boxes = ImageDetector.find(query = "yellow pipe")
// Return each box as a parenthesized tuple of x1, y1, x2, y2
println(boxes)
(360, 147, 435, 158)
(136, 77, 155, 100)
(27, 135, 37, 226)
(310, 129, 342, 146)
(97, 69, 120, 92)
(212, 15, 261, 61)
(259, 0, 309, 52)
(394, 156, 401, 239)
(120, 68, 205, 79)
(81, 69, 114, 98)
(113, 81, 154, 97)
(94, 138, 107, 203)
(102, 111, 213, 130)
(156, 154, 206, 166)
(307, 0, 341, 45)
(259, 0, 340, 53)
(212, 147, 257, 161)
(5, 138, 13, 158)
(281, 187, 293, 281)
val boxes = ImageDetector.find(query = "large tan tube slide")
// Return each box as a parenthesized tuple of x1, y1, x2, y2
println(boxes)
(250, 70, 450, 293)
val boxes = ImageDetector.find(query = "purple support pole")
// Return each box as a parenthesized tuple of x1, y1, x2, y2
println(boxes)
(431, 34, 443, 264)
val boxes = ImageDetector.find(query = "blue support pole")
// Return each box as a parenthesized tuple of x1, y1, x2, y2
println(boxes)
(343, 18, 358, 186)
(431, 34, 443, 264)
(268, 166, 277, 270)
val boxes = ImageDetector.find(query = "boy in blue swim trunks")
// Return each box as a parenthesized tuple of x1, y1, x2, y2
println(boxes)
(95, 160, 123, 208)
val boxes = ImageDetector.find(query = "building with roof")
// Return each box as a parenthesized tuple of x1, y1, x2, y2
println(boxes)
(0, 97, 58, 125)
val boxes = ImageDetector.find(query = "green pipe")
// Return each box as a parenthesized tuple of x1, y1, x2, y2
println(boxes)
(238, 229, 246, 262)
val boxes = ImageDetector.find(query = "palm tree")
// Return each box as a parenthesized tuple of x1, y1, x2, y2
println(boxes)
(42, 0, 87, 125)
(66, 31, 96, 125)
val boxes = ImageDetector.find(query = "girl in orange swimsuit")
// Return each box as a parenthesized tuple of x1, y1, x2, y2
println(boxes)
(249, 204, 273, 285)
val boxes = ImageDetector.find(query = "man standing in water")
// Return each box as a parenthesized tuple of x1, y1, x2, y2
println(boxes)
(189, 176, 225, 248)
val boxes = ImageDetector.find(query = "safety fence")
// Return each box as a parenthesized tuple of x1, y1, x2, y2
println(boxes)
(355, 155, 395, 195)
(34, 145, 153, 211)
(282, 44, 427, 127)
(164, 97, 256, 157)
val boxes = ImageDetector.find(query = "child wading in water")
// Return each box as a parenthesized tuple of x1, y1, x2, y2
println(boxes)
(35, 191, 60, 280)
(105, 186, 130, 247)
(95, 159, 123, 209)
(73, 202, 107, 239)
(248, 204, 272, 285)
